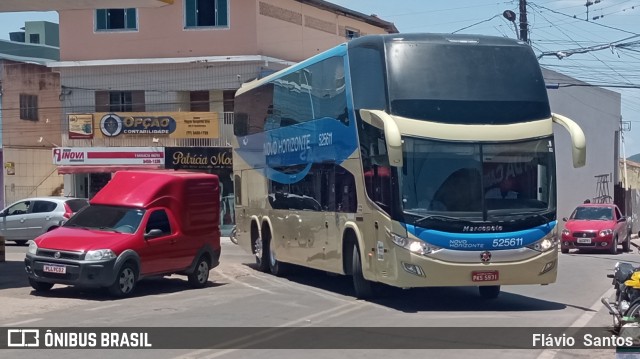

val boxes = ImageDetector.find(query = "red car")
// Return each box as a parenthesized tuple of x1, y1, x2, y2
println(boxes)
(561, 203, 631, 254)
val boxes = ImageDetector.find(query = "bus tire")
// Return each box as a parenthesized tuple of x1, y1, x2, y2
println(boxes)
(479, 285, 500, 299)
(269, 231, 288, 276)
(254, 231, 270, 273)
(352, 243, 374, 299)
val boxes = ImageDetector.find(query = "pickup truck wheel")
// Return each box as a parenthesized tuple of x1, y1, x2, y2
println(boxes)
(108, 263, 137, 297)
(29, 278, 54, 292)
(188, 256, 210, 288)
(623, 234, 631, 253)
(610, 237, 618, 255)
(561, 248, 569, 254)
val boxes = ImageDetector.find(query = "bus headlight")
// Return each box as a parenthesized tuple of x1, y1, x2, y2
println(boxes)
(390, 233, 441, 255)
(526, 236, 557, 252)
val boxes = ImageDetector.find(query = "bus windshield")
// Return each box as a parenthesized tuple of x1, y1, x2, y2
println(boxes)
(386, 41, 550, 124)
(399, 137, 555, 223)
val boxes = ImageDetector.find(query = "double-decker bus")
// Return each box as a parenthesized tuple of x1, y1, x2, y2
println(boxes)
(231, 33, 585, 299)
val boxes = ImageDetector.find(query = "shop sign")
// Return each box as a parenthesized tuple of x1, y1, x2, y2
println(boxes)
(52, 147, 165, 165)
(84, 112, 219, 139)
(68, 114, 94, 139)
(165, 147, 232, 170)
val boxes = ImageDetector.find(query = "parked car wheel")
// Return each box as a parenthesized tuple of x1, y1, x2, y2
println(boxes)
(28, 278, 54, 292)
(108, 262, 137, 297)
(188, 255, 210, 288)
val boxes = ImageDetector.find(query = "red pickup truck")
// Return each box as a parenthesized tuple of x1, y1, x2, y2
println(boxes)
(25, 170, 221, 297)
(561, 203, 631, 254)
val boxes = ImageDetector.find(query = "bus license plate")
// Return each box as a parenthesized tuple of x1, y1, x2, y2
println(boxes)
(43, 264, 66, 274)
(577, 238, 591, 244)
(472, 271, 499, 282)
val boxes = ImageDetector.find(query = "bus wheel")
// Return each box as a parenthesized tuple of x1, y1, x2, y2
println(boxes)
(352, 244, 374, 299)
(479, 285, 500, 299)
(254, 233, 270, 273)
(269, 236, 288, 276)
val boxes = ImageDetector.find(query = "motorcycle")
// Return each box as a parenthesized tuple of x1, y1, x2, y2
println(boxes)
(602, 261, 640, 332)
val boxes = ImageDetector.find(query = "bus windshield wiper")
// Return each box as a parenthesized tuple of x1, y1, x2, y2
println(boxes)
(492, 211, 550, 226)
(405, 212, 467, 226)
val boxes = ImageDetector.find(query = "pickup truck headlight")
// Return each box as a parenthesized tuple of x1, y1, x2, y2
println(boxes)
(561, 229, 570, 236)
(85, 249, 117, 261)
(599, 229, 613, 237)
(27, 241, 37, 255)
(390, 233, 441, 255)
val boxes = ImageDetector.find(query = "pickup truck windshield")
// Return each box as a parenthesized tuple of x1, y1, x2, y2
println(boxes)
(571, 207, 613, 220)
(64, 205, 145, 233)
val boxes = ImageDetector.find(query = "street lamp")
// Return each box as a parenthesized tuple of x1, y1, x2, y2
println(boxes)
(502, 10, 519, 40)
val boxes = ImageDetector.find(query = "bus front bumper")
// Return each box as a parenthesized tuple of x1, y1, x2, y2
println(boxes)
(369, 247, 558, 288)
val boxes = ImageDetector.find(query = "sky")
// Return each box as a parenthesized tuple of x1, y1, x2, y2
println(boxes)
(0, 2, 638, 154)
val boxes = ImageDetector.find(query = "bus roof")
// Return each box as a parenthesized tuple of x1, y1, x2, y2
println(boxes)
(235, 33, 531, 97)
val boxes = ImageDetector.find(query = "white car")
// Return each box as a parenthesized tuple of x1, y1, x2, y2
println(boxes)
(0, 196, 88, 245)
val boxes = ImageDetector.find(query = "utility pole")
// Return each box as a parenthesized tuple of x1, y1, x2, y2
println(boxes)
(519, 0, 529, 44)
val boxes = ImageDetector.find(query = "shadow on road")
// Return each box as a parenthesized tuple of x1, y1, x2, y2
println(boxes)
(0, 260, 29, 290)
(242, 262, 567, 313)
(27, 275, 226, 301)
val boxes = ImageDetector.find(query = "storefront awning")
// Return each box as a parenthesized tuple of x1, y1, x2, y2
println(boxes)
(57, 165, 164, 174)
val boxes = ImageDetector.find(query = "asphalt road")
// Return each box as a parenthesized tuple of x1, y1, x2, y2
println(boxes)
(1, 238, 638, 359)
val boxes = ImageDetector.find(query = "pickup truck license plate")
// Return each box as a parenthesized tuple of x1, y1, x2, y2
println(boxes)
(472, 270, 499, 282)
(577, 238, 592, 244)
(43, 264, 66, 274)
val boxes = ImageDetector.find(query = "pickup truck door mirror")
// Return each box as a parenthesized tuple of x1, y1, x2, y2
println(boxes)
(562, 217, 568, 222)
(144, 229, 164, 239)
(618, 217, 627, 223)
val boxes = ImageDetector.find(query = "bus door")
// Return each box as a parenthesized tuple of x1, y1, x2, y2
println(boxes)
(364, 164, 394, 280)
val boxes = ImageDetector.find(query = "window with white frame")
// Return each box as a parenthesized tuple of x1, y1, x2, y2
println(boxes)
(185, 0, 229, 28)
(96, 8, 138, 31)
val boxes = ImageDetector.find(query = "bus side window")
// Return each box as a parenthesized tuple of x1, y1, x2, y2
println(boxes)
(336, 167, 356, 213)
